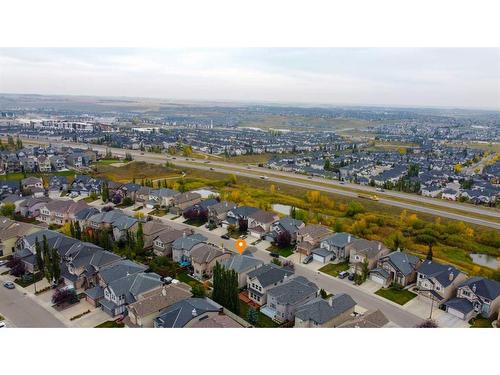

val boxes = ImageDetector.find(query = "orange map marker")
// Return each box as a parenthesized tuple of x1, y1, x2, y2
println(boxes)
(235, 239, 248, 254)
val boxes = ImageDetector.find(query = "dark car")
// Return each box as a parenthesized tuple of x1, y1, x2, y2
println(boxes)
(302, 255, 313, 264)
(269, 252, 280, 258)
(220, 234, 230, 240)
(348, 273, 355, 281)
(3, 281, 15, 289)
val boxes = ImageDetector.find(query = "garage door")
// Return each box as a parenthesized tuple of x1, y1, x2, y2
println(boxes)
(313, 254, 325, 263)
(370, 274, 385, 285)
(447, 307, 464, 320)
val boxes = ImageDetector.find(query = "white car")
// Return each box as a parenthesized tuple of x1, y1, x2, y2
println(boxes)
(0, 321, 6, 328)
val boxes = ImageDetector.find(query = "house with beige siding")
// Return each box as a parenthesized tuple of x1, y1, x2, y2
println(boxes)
(190, 244, 231, 279)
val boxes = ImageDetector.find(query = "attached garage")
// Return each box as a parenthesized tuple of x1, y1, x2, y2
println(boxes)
(443, 298, 474, 321)
(312, 247, 334, 264)
(369, 268, 390, 286)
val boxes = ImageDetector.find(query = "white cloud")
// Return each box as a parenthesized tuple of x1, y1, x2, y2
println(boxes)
(0, 48, 499, 109)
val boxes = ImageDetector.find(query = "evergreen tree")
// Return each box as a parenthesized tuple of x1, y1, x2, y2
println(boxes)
(51, 248, 61, 284)
(75, 221, 82, 240)
(42, 235, 53, 283)
(136, 222, 144, 254)
(70, 221, 75, 238)
(426, 243, 433, 261)
(35, 237, 44, 273)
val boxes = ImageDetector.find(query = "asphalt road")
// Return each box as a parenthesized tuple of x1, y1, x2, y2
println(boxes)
(121, 207, 423, 327)
(0, 274, 66, 328)
(19, 137, 500, 229)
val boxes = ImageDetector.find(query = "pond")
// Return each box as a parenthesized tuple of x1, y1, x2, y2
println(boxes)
(470, 253, 500, 269)
(272, 203, 292, 215)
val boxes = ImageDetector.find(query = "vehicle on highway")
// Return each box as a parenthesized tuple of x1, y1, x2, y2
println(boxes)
(221, 234, 230, 240)
(0, 260, 7, 267)
(307, 176, 313, 179)
(376, 188, 385, 192)
(210, 167, 215, 171)
(0, 321, 6, 328)
(338, 271, 349, 279)
(269, 252, 280, 258)
(204, 161, 210, 163)
(140, 152, 144, 155)
(3, 281, 15, 289)
(172, 157, 176, 159)
(302, 255, 313, 264)
(348, 273, 355, 281)
(358, 193, 379, 201)
(247, 166, 251, 169)
(340, 181, 345, 185)
(259, 175, 269, 180)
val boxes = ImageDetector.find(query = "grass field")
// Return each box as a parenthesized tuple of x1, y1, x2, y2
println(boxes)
(0, 170, 75, 182)
(267, 244, 294, 258)
(469, 316, 495, 328)
(375, 287, 417, 305)
(94, 161, 180, 183)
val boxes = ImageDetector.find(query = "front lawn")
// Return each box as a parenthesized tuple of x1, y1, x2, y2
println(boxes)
(469, 317, 494, 328)
(150, 208, 167, 217)
(238, 300, 279, 328)
(267, 244, 294, 258)
(319, 262, 350, 277)
(95, 320, 125, 328)
(375, 287, 417, 305)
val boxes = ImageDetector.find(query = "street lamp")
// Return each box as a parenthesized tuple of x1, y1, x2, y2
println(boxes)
(415, 284, 437, 320)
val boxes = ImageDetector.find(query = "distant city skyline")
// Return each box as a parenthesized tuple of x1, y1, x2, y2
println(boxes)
(0, 48, 499, 110)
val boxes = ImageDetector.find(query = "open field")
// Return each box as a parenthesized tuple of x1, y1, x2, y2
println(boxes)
(93, 161, 180, 183)
(237, 114, 372, 131)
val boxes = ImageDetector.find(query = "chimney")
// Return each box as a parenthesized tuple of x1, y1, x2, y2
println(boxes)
(192, 308, 197, 317)
(183, 232, 186, 238)
(378, 242, 381, 251)
(449, 272, 454, 281)
(348, 234, 351, 243)
(328, 297, 333, 307)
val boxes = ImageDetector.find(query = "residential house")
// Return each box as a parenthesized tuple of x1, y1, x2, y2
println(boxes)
(415, 260, 467, 305)
(190, 244, 231, 279)
(100, 272, 163, 316)
(443, 277, 500, 320)
(370, 251, 421, 287)
(85, 259, 147, 306)
(207, 200, 237, 227)
(171, 233, 207, 263)
(312, 232, 356, 264)
(262, 276, 319, 322)
(247, 209, 279, 238)
(18, 197, 51, 218)
(246, 263, 294, 306)
(347, 238, 390, 274)
(294, 294, 357, 328)
(149, 188, 179, 207)
(268, 216, 305, 244)
(38, 199, 89, 225)
(221, 254, 264, 288)
(0, 217, 41, 257)
(37, 155, 52, 172)
(111, 215, 139, 241)
(223, 205, 259, 229)
(169, 192, 202, 215)
(296, 224, 332, 256)
(154, 298, 236, 328)
(21, 176, 43, 190)
(153, 227, 192, 257)
(124, 282, 192, 327)
(143, 220, 171, 249)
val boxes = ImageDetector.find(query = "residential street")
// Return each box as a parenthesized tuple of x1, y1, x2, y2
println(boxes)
(120, 205, 424, 327)
(0, 271, 66, 328)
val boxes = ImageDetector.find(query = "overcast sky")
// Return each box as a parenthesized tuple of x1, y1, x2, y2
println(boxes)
(0, 48, 499, 109)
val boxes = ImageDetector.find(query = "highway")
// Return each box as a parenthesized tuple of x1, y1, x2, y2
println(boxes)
(20, 137, 500, 229)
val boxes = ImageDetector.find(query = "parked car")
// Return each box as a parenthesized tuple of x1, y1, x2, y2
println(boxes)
(338, 271, 349, 279)
(0, 321, 6, 328)
(302, 255, 313, 264)
(0, 260, 8, 267)
(307, 176, 313, 179)
(340, 181, 346, 185)
(348, 273, 355, 281)
(221, 234, 230, 240)
(3, 281, 15, 289)
(269, 252, 280, 258)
